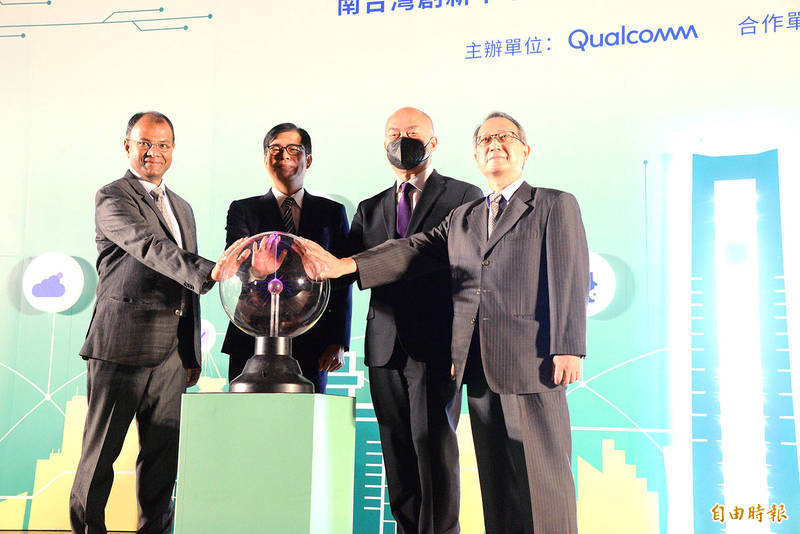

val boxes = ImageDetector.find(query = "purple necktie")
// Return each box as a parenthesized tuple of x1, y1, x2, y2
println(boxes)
(396, 181, 414, 237)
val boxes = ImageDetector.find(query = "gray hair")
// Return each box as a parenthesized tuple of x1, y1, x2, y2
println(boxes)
(472, 111, 527, 145)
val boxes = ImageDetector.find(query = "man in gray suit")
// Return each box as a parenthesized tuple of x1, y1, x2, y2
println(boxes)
(70, 112, 246, 534)
(302, 111, 589, 534)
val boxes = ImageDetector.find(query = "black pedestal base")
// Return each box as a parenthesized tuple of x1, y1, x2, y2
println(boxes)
(229, 336, 314, 393)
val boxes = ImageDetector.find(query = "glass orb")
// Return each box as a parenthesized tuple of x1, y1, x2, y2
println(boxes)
(219, 232, 330, 338)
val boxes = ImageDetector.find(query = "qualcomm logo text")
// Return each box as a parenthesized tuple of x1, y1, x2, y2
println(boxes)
(569, 24, 698, 52)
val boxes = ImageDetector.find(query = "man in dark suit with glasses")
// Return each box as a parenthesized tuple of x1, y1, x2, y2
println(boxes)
(221, 122, 351, 393)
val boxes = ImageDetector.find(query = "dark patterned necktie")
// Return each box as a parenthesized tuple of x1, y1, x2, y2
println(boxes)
(282, 197, 296, 234)
(396, 181, 414, 237)
(488, 192, 503, 238)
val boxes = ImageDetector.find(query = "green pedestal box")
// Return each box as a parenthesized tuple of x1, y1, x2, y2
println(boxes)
(174, 393, 355, 534)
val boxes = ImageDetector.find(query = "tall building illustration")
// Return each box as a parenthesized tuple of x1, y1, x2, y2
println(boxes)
(691, 149, 797, 533)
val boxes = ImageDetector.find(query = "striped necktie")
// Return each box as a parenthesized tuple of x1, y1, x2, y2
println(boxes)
(281, 197, 296, 234)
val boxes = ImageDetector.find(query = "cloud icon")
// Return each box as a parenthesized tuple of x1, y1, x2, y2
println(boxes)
(32, 273, 66, 298)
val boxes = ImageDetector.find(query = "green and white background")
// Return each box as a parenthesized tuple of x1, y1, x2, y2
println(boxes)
(1, 0, 799, 532)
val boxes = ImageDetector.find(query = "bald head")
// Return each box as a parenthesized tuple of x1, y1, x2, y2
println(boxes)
(385, 107, 435, 138)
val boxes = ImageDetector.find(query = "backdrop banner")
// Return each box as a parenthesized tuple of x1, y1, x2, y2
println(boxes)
(1, 1, 797, 533)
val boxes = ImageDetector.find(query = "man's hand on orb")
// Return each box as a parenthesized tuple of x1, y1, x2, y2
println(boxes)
(295, 237, 357, 279)
(288, 239, 325, 282)
(250, 233, 287, 279)
(211, 234, 349, 284)
(210, 237, 252, 282)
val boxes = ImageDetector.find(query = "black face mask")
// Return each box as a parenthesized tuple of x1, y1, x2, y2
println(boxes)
(386, 137, 430, 170)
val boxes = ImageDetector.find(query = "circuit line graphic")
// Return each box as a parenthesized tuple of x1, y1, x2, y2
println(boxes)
(0, 6, 213, 38)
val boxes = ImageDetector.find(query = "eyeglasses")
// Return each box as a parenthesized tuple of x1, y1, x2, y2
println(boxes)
(127, 138, 174, 152)
(385, 129, 422, 140)
(266, 144, 305, 156)
(475, 131, 522, 147)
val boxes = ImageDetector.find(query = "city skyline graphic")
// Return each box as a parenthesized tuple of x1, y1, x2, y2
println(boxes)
(1, 325, 663, 532)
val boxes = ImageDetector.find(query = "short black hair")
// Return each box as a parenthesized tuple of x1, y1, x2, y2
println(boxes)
(473, 111, 527, 145)
(126, 111, 175, 141)
(263, 123, 312, 155)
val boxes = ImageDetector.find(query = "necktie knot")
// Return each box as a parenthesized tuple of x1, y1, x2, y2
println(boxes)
(150, 186, 163, 201)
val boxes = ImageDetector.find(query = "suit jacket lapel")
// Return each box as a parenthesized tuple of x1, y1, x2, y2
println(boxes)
(467, 197, 489, 248)
(405, 170, 445, 235)
(484, 182, 535, 253)
(380, 187, 397, 239)
(124, 172, 178, 244)
(170, 193, 197, 253)
(260, 190, 284, 233)
(297, 190, 314, 236)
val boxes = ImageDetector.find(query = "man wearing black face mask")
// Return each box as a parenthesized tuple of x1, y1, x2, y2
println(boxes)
(346, 107, 483, 534)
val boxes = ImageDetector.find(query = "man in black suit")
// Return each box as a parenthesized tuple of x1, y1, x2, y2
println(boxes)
(346, 107, 483, 534)
(303, 111, 589, 534)
(70, 112, 247, 534)
(221, 123, 351, 393)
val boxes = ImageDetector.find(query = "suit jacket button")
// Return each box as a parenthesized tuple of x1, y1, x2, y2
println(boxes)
(470, 317, 476, 325)
(481, 259, 490, 266)
(476, 289, 481, 295)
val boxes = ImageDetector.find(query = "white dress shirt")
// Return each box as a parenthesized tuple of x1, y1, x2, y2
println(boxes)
(131, 171, 184, 249)
(271, 187, 304, 232)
